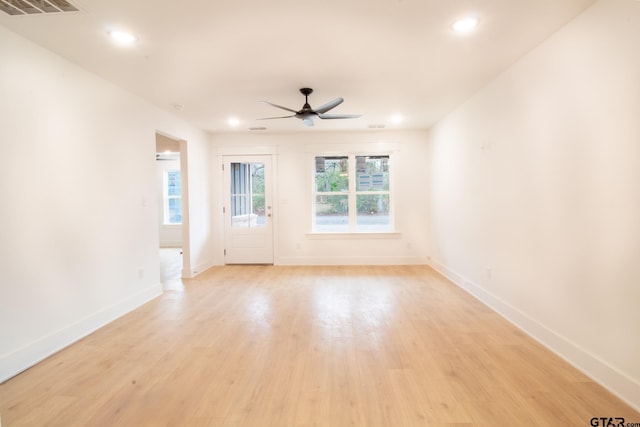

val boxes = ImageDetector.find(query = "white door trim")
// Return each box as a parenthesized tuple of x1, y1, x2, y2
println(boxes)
(223, 155, 274, 264)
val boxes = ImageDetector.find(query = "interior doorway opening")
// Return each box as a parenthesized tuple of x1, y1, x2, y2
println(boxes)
(156, 132, 188, 286)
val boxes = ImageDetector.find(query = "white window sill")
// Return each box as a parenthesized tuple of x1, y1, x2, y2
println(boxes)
(306, 231, 401, 240)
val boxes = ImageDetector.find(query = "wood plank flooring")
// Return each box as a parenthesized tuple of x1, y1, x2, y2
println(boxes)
(1, 265, 638, 426)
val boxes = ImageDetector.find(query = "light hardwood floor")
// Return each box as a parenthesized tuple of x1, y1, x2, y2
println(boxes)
(1, 265, 638, 426)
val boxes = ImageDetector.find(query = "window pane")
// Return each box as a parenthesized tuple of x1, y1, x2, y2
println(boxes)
(356, 194, 390, 231)
(315, 156, 349, 192)
(251, 163, 265, 193)
(230, 162, 265, 228)
(165, 170, 182, 224)
(356, 155, 389, 191)
(231, 194, 249, 217)
(167, 170, 182, 196)
(315, 195, 348, 232)
(252, 193, 266, 227)
(231, 163, 249, 193)
(231, 195, 262, 227)
(167, 197, 182, 224)
(250, 163, 266, 226)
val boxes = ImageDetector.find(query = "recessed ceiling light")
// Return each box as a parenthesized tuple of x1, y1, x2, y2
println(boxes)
(452, 16, 479, 34)
(390, 114, 404, 124)
(109, 30, 137, 45)
(228, 118, 240, 127)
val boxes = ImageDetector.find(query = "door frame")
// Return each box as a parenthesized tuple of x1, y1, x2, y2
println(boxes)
(155, 131, 191, 277)
(222, 154, 276, 264)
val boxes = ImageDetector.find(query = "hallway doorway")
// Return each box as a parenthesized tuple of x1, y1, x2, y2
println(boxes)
(156, 132, 189, 280)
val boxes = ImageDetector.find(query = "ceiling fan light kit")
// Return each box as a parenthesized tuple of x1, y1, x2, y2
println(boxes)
(258, 88, 361, 127)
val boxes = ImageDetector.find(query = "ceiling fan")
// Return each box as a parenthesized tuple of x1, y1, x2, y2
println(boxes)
(258, 88, 361, 127)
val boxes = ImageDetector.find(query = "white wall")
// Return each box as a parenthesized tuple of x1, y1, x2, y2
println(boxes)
(182, 136, 214, 276)
(426, 0, 640, 410)
(0, 26, 213, 381)
(211, 130, 430, 266)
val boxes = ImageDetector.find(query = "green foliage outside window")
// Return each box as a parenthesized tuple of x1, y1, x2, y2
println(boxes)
(315, 158, 349, 193)
(251, 164, 265, 215)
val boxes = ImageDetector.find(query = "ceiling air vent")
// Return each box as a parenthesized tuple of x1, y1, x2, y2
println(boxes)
(0, 0, 78, 16)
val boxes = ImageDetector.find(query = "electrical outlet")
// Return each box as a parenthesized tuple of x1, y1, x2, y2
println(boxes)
(486, 267, 492, 280)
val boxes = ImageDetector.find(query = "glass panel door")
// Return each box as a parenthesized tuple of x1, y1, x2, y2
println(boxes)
(223, 155, 273, 264)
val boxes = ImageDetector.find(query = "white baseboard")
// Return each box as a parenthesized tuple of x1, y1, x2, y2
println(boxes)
(183, 258, 216, 278)
(276, 255, 429, 266)
(427, 259, 640, 412)
(0, 283, 162, 384)
(192, 258, 216, 276)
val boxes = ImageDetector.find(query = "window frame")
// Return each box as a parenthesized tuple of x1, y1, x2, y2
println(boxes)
(311, 152, 395, 234)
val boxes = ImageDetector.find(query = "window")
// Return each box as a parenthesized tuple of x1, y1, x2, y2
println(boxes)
(164, 170, 182, 224)
(230, 162, 266, 228)
(313, 154, 391, 232)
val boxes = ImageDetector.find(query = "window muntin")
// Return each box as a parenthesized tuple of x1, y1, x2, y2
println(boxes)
(313, 154, 392, 232)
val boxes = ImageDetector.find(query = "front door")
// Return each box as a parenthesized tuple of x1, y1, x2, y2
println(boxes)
(223, 155, 274, 264)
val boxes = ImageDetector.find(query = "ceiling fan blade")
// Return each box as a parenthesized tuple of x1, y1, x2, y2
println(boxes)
(302, 118, 315, 127)
(318, 113, 361, 119)
(261, 101, 298, 114)
(314, 97, 344, 114)
(257, 114, 296, 120)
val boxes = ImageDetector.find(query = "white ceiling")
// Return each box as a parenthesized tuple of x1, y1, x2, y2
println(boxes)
(0, 0, 596, 133)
